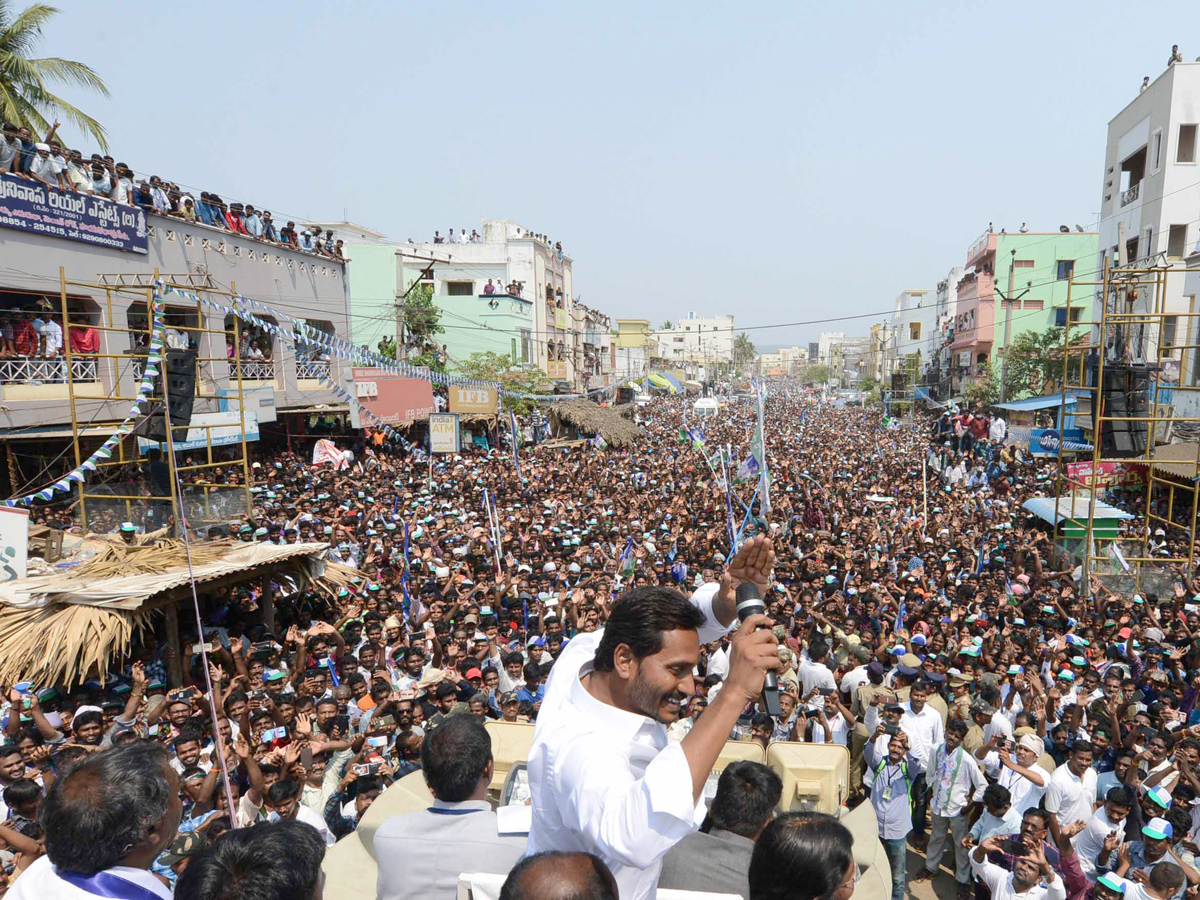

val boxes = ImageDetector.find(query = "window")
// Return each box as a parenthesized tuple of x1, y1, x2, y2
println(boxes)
(1144, 227, 1154, 257)
(1163, 316, 1178, 349)
(511, 338, 518, 362)
(520, 329, 531, 363)
(1169, 224, 1189, 259)
(1056, 260, 1075, 280)
(1054, 307, 1069, 327)
(1023, 299, 1044, 310)
(1014, 260, 1035, 268)
(1178, 124, 1197, 164)
(446, 281, 474, 296)
(1153, 129, 1164, 170)
(1070, 307, 1083, 324)
(909, 323, 921, 341)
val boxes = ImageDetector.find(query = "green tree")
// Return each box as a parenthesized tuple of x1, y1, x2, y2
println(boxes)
(660, 320, 673, 330)
(456, 350, 548, 413)
(965, 359, 1001, 407)
(1000, 326, 1083, 400)
(0, 2, 111, 149)
(733, 333, 756, 368)
(401, 283, 444, 353)
(803, 363, 830, 385)
(408, 349, 446, 374)
(376, 335, 397, 360)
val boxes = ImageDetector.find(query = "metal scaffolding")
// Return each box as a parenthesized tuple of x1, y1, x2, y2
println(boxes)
(59, 269, 255, 535)
(1054, 255, 1200, 591)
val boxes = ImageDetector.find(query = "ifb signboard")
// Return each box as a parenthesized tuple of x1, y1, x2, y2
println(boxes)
(448, 386, 499, 415)
(429, 413, 460, 453)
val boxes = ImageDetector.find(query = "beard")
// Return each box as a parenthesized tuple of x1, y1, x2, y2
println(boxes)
(628, 671, 686, 725)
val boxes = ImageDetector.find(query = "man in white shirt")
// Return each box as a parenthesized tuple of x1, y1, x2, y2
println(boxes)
(971, 834, 1066, 900)
(1045, 740, 1098, 846)
(1072, 786, 1132, 878)
(916, 719, 987, 891)
(797, 635, 837, 708)
(9, 741, 181, 900)
(995, 734, 1052, 815)
(526, 536, 781, 900)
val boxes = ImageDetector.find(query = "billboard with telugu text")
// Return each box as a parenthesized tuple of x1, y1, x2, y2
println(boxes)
(351, 368, 434, 425)
(0, 172, 149, 254)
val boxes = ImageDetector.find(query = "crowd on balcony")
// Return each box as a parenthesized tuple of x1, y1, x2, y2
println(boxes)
(0, 122, 346, 262)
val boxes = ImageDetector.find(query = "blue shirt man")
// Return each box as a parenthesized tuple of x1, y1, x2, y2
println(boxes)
(865, 731, 924, 900)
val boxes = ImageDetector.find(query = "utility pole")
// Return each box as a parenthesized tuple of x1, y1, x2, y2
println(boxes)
(394, 252, 447, 361)
(996, 248, 1033, 402)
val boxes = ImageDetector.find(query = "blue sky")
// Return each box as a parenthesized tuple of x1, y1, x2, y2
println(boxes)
(39, 0, 1193, 347)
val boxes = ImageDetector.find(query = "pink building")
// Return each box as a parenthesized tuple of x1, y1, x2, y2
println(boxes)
(950, 232, 998, 385)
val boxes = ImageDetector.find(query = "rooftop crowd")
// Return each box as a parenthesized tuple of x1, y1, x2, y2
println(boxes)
(2, 385, 1199, 900)
(0, 121, 346, 261)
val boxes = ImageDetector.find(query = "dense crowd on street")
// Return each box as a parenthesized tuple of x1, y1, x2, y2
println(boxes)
(4, 384, 1200, 900)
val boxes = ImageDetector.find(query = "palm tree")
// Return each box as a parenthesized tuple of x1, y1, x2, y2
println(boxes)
(0, 2, 110, 150)
(733, 332, 755, 366)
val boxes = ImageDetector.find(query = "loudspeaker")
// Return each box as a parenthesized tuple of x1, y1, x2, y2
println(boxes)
(1100, 363, 1149, 458)
(616, 386, 634, 405)
(143, 349, 196, 442)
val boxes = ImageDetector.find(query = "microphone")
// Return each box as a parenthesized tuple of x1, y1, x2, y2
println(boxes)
(734, 581, 781, 717)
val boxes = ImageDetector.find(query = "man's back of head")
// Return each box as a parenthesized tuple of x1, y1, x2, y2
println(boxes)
(421, 712, 493, 802)
(41, 740, 179, 876)
(706, 761, 783, 840)
(175, 820, 326, 900)
(499, 852, 617, 900)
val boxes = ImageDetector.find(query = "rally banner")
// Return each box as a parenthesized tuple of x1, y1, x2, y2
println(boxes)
(0, 172, 149, 254)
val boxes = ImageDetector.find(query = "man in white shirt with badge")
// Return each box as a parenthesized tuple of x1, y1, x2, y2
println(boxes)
(526, 536, 781, 900)
(916, 719, 986, 894)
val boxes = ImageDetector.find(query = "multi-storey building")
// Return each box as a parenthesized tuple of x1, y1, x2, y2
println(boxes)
(0, 172, 350, 449)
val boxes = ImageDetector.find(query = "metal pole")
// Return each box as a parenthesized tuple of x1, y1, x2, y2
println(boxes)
(999, 249, 1016, 403)
(59, 267, 88, 532)
(922, 455, 928, 537)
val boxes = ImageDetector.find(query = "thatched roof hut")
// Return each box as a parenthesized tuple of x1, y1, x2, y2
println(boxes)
(545, 400, 642, 447)
(0, 540, 329, 687)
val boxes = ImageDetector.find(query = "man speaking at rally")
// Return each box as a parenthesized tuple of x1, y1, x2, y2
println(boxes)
(527, 534, 782, 900)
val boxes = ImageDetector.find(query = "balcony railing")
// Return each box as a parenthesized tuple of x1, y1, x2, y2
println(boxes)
(0, 356, 98, 384)
(232, 360, 277, 381)
(296, 359, 331, 379)
(1121, 182, 1141, 207)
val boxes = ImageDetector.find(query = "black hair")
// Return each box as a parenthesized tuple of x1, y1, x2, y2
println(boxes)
(265, 779, 300, 804)
(3, 778, 40, 808)
(750, 712, 774, 730)
(1149, 863, 1184, 893)
(500, 851, 617, 900)
(0, 742, 21, 760)
(1022, 807, 1050, 827)
(41, 741, 173, 876)
(707, 761, 783, 839)
(1071, 740, 1095, 756)
(1105, 786, 1134, 808)
(420, 713, 491, 802)
(982, 783, 1011, 808)
(173, 725, 204, 749)
(593, 586, 705, 672)
(72, 710, 103, 732)
(749, 812, 853, 900)
(175, 819, 325, 900)
(523, 662, 542, 683)
(945, 719, 968, 738)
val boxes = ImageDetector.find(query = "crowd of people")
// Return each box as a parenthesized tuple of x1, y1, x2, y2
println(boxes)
(4, 385, 1200, 900)
(0, 122, 345, 260)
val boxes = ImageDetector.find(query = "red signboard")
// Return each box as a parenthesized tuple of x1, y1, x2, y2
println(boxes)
(351, 368, 434, 424)
(1065, 460, 1146, 489)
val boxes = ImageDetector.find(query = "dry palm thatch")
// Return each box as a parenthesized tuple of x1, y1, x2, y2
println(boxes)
(0, 603, 153, 688)
(546, 400, 642, 448)
(71, 539, 235, 579)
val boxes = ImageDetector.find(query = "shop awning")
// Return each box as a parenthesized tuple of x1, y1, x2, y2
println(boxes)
(1023, 496, 1134, 526)
(995, 391, 1088, 413)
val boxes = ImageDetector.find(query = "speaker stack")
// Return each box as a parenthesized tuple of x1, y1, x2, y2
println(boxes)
(142, 349, 197, 443)
(1099, 363, 1150, 458)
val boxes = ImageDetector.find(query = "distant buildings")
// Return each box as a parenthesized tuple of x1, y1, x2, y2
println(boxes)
(657, 312, 735, 369)
(342, 218, 614, 391)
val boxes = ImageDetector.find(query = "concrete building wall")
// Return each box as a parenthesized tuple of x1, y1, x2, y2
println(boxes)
(0, 210, 350, 432)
